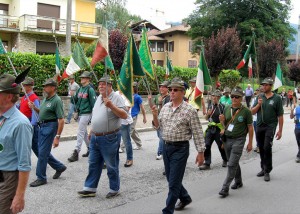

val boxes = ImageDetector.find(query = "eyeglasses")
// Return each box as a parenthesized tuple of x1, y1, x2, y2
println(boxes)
(170, 88, 182, 92)
(230, 95, 241, 99)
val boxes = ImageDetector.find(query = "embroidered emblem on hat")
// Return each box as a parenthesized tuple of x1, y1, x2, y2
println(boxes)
(0, 144, 3, 153)
(238, 116, 244, 122)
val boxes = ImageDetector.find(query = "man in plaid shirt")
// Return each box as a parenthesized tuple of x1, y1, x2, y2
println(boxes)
(152, 78, 205, 214)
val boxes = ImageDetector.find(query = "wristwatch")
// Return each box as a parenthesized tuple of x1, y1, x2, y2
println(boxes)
(55, 135, 61, 139)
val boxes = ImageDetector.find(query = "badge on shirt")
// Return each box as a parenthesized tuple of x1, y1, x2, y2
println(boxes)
(227, 124, 234, 132)
(0, 144, 3, 153)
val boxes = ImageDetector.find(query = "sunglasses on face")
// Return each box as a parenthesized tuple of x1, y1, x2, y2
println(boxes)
(169, 88, 182, 92)
(230, 95, 241, 99)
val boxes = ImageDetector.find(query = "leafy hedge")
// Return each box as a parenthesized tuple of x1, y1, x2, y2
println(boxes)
(0, 53, 198, 95)
(0, 52, 105, 95)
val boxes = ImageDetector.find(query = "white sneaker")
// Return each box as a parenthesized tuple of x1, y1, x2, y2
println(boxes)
(156, 154, 162, 160)
(133, 146, 141, 150)
(119, 148, 124, 153)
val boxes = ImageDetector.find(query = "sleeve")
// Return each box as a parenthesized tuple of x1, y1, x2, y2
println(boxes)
(14, 123, 33, 171)
(55, 98, 64, 119)
(116, 95, 126, 109)
(246, 109, 253, 125)
(276, 96, 284, 116)
(88, 88, 97, 108)
(137, 95, 143, 106)
(189, 109, 205, 152)
(31, 99, 40, 123)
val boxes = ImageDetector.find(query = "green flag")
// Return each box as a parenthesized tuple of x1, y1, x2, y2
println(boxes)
(0, 38, 7, 54)
(105, 55, 115, 74)
(139, 27, 155, 79)
(118, 34, 145, 105)
(273, 63, 283, 90)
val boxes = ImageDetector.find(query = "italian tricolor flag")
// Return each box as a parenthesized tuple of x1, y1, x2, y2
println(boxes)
(194, 49, 211, 108)
(62, 41, 90, 79)
(273, 63, 283, 90)
(236, 36, 255, 70)
(165, 55, 173, 79)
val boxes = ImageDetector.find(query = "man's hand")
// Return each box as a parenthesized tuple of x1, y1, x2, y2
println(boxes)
(151, 105, 158, 117)
(276, 130, 282, 140)
(28, 101, 35, 109)
(207, 108, 212, 116)
(246, 142, 252, 153)
(143, 117, 147, 124)
(10, 194, 25, 214)
(103, 98, 113, 108)
(219, 114, 225, 123)
(53, 138, 59, 148)
(257, 96, 263, 105)
(195, 152, 204, 167)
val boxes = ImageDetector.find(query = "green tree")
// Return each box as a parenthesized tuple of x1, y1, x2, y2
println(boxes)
(186, 0, 296, 47)
(219, 69, 241, 89)
(96, 0, 141, 33)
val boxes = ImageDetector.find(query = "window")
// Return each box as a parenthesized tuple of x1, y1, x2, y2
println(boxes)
(157, 42, 164, 52)
(168, 41, 174, 52)
(189, 41, 194, 52)
(0, 3, 8, 27)
(36, 41, 56, 55)
(188, 60, 197, 68)
(156, 60, 164, 67)
(37, 3, 60, 30)
(150, 41, 156, 52)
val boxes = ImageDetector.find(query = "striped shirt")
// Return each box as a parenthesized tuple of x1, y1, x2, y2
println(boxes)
(158, 101, 205, 152)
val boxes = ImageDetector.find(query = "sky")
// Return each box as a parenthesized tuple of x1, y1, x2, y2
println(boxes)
(126, 0, 300, 25)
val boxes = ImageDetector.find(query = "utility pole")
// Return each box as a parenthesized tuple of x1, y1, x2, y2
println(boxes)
(66, 0, 72, 56)
(296, 15, 300, 63)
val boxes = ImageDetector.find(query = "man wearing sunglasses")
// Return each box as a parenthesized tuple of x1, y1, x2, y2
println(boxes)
(218, 86, 253, 197)
(151, 78, 205, 213)
(251, 77, 283, 182)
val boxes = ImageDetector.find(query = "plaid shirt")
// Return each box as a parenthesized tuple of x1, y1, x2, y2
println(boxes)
(158, 101, 205, 152)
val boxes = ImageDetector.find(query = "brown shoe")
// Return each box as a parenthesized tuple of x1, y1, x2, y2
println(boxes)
(124, 160, 133, 167)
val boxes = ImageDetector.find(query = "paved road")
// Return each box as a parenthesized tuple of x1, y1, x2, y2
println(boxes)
(24, 114, 298, 214)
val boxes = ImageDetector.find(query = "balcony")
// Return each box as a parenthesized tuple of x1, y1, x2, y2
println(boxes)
(0, 14, 20, 32)
(0, 14, 102, 39)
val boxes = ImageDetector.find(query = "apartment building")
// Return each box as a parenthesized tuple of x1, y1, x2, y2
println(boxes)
(0, 0, 100, 56)
(134, 21, 199, 68)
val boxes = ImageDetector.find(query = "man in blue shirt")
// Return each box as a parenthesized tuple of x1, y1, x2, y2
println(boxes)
(245, 84, 254, 108)
(130, 82, 147, 150)
(0, 74, 33, 214)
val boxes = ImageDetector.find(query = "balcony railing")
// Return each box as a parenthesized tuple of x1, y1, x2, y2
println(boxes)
(0, 14, 19, 29)
(0, 14, 102, 38)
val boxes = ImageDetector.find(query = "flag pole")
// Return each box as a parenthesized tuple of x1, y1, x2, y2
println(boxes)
(75, 37, 99, 82)
(0, 42, 39, 121)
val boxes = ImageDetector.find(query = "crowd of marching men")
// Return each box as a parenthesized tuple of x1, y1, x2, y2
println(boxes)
(2, 69, 300, 214)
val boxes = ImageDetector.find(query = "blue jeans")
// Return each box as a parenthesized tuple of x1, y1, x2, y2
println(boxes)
(83, 132, 121, 193)
(162, 143, 191, 214)
(66, 103, 75, 123)
(32, 125, 39, 157)
(36, 122, 65, 181)
(157, 129, 164, 156)
(121, 124, 133, 161)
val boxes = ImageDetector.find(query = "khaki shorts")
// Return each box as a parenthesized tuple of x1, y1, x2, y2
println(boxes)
(0, 171, 18, 214)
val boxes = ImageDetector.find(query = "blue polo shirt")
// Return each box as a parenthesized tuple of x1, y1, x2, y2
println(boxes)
(131, 94, 143, 117)
(0, 106, 32, 171)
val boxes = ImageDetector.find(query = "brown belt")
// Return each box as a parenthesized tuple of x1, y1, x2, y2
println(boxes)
(91, 128, 120, 137)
